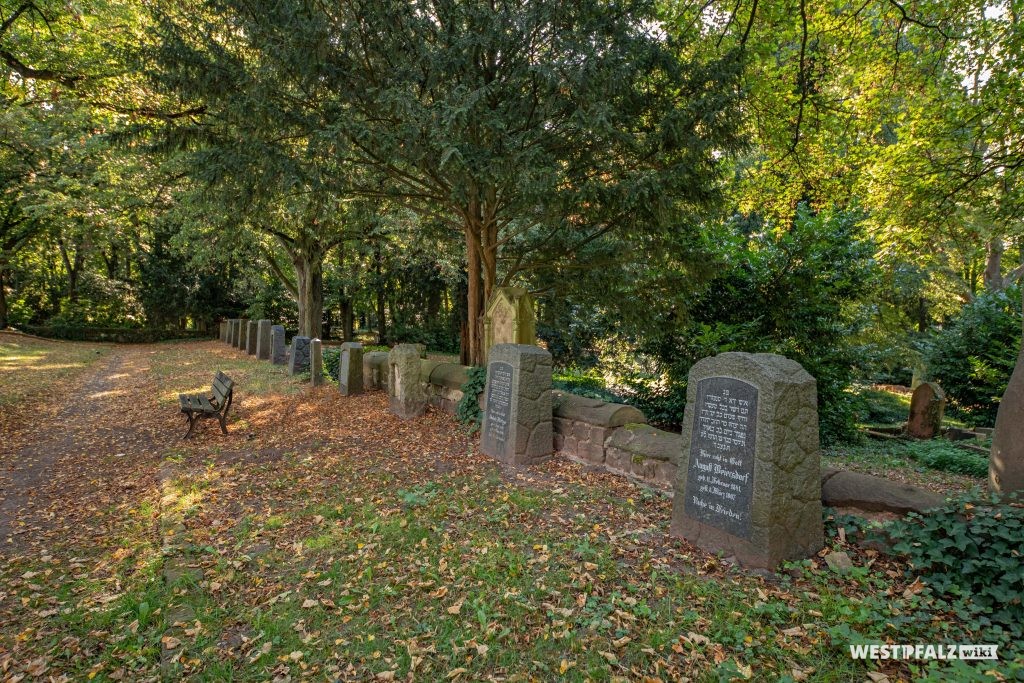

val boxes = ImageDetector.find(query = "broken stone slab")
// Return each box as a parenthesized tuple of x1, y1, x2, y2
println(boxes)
(552, 390, 646, 428)
(820, 468, 945, 514)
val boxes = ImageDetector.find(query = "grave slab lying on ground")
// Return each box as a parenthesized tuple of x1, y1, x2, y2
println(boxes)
(670, 352, 823, 569)
(480, 343, 553, 466)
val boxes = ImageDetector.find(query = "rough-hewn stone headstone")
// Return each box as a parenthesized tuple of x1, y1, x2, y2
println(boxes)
(670, 352, 822, 569)
(227, 319, 238, 346)
(255, 320, 272, 360)
(270, 325, 286, 365)
(234, 319, 249, 349)
(483, 287, 537, 363)
(288, 336, 311, 375)
(363, 351, 389, 390)
(991, 346, 1024, 494)
(245, 320, 258, 355)
(219, 320, 227, 342)
(388, 344, 428, 418)
(907, 382, 945, 439)
(310, 339, 324, 386)
(480, 344, 553, 466)
(339, 342, 364, 396)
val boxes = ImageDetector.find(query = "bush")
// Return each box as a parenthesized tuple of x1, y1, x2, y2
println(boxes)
(926, 287, 1021, 424)
(21, 325, 212, 343)
(388, 320, 459, 354)
(455, 366, 487, 432)
(883, 492, 1024, 636)
(850, 387, 910, 425)
(323, 347, 341, 381)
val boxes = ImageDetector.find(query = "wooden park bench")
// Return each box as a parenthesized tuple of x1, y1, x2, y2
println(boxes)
(179, 371, 234, 439)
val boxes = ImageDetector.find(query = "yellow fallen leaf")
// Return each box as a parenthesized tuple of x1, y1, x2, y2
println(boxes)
(161, 636, 181, 650)
(302, 599, 317, 608)
(447, 599, 464, 615)
(446, 668, 467, 679)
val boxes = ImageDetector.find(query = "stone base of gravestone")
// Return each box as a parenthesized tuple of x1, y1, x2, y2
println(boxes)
(270, 325, 286, 365)
(480, 344, 553, 466)
(339, 342, 364, 396)
(388, 344, 428, 418)
(991, 346, 1024, 494)
(907, 382, 945, 439)
(310, 339, 324, 386)
(255, 320, 272, 360)
(670, 352, 823, 570)
(245, 320, 258, 355)
(288, 336, 312, 375)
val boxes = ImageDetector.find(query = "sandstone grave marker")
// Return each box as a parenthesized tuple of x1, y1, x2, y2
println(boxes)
(245, 320, 258, 355)
(480, 344, 553, 466)
(388, 344, 427, 418)
(907, 382, 945, 439)
(234, 318, 249, 349)
(483, 287, 536, 363)
(670, 352, 822, 569)
(310, 339, 324, 386)
(339, 342, 364, 396)
(255, 320, 272, 361)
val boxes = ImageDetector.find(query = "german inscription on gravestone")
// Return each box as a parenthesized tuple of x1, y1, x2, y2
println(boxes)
(482, 361, 514, 454)
(683, 376, 758, 539)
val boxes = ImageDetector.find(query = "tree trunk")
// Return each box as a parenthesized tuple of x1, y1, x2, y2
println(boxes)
(465, 222, 484, 365)
(984, 237, 1005, 291)
(374, 245, 387, 344)
(294, 257, 324, 339)
(0, 268, 8, 329)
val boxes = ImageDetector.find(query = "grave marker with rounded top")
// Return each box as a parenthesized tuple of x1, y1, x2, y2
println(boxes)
(388, 344, 428, 418)
(270, 325, 286, 365)
(480, 343, 553, 466)
(245, 320, 258, 355)
(288, 336, 311, 375)
(670, 352, 823, 569)
(255, 320, 272, 360)
(907, 382, 945, 439)
(310, 339, 324, 386)
(339, 342, 364, 396)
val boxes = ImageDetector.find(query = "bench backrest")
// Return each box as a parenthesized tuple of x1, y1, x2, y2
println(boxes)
(212, 371, 234, 407)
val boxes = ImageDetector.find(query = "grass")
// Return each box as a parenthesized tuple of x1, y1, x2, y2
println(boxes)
(0, 331, 110, 406)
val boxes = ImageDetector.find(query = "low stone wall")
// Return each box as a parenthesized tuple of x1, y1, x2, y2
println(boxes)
(604, 424, 681, 489)
(424, 361, 469, 413)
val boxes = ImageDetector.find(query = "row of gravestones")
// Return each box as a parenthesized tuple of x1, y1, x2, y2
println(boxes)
(382, 340, 821, 570)
(217, 319, 366, 395)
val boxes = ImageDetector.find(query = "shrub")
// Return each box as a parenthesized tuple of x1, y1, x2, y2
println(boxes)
(322, 347, 341, 381)
(456, 366, 487, 432)
(883, 492, 1024, 636)
(926, 287, 1021, 424)
(902, 440, 989, 478)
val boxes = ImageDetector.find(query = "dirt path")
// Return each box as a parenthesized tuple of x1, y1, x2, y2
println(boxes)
(0, 345, 164, 551)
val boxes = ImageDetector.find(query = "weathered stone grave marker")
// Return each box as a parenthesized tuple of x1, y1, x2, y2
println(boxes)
(388, 344, 428, 418)
(245, 320, 258, 355)
(480, 344, 553, 466)
(234, 318, 249, 349)
(992, 345, 1024, 494)
(228, 319, 239, 346)
(907, 382, 945, 439)
(255, 320, 272, 361)
(483, 287, 536, 363)
(288, 336, 311, 375)
(670, 352, 823, 569)
(339, 342, 364, 396)
(270, 325, 286, 365)
(310, 339, 324, 386)
(219, 320, 227, 342)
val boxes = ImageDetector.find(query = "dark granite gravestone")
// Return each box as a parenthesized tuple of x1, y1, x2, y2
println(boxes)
(388, 344, 427, 418)
(288, 336, 311, 375)
(255, 320, 272, 361)
(270, 325, 286, 365)
(670, 352, 822, 569)
(310, 339, 324, 386)
(907, 382, 945, 439)
(339, 342, 363, 396)
(245, 320, 258, 355)
(480, 344, 552, 466)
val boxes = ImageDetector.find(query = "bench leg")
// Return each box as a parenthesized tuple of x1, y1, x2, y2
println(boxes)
(218, 413, 228, 435)
(183, 413, 198, 439)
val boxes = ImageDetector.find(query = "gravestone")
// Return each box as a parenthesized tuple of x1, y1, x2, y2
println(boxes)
(907, 382, 945, 439)
(232, 319, 242, 346)
(270, 325, 287, 365)
(991, 346, 1024, 494)
(234, 318, 249, 349)
(226, 319, 237, 346)
(670, 352, 822, 570)
(255, 320, 272, 361)
(310, 339, 324, 386)
(363, 351, 390, 390)
(483, 287, 536, 363)
(339, 342, 364, 396)
(480, 344, 553, 466)
(245, 320, 258, 355)
(219, 320, 227, 342)
(288, 336, 311, 375)
(388, 344, 428, 419)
